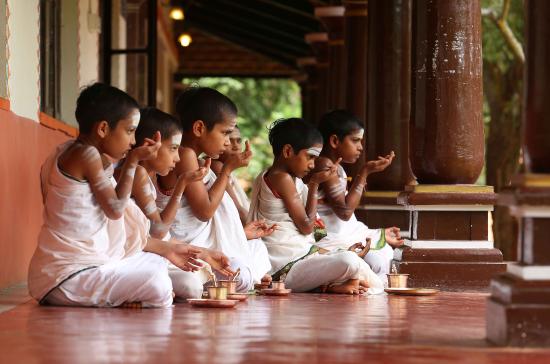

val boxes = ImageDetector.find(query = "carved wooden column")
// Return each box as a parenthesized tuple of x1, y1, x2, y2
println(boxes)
(487, 0, 550, 347)
(315, 6, 347, 110)
(297, 57, 318, 123)
(344, 0, 368, 123)
(394, 0, 505, 288)
(356, 0, 417, 237)
(305, 33, 330, 123)
(339, 0, 368, 178)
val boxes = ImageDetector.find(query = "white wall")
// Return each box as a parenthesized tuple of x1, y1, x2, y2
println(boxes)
(59, 0, 80, 126)
(111, 0, 127, 91)
(78, 0, 99, 88)
(0, 0, 8, 98)
(7, 0, 40, 121)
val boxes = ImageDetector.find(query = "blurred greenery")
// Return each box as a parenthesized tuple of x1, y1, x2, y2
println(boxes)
(182, 77, 302, 192)
(479, 0, 524, 186)
(481, 0, 524, 260)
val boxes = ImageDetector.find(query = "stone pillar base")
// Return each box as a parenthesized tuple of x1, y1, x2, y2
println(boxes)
(392, 185, 505, 289)
(487, 176, 550, 346)
(487, 272, 550, 347)
(396, 248, 505, 289)
(356, 191, 411, 237)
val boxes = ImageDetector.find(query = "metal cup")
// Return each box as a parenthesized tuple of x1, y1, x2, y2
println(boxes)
(386, 274, 409, 288)
(271, 281, 285, 290)
(219, 280, 237, 294)
(207, 286, 228, 300)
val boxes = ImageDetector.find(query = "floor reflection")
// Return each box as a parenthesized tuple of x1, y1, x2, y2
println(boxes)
(0, 292, 549, 363)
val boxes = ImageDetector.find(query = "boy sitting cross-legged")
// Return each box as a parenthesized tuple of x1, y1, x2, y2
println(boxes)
(28, 83, 224, 308)
(247, 118, 384, 294)
(315, 110, 405, 283)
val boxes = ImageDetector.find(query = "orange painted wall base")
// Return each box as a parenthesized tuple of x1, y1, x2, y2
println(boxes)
(0, 106, 73, 288)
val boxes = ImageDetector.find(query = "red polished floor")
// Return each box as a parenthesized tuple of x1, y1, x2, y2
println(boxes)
(0, 292, 549, 363)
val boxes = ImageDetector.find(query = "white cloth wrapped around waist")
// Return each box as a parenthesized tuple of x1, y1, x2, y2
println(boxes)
(247, 171, 315, 274)
(28, 141, 126, 301)
(157, 169, 270, 282)
(316, 165, 382, 250)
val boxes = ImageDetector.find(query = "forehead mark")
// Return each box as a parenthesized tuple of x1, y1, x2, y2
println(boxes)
(352, 128, 364, 139)
(171, 134, 182, 146)
(130, 111, 141, 127)
(306, 147, 322, 157)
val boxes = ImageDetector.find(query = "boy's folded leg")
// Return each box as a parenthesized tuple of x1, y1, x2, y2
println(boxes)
(169, 265, 209, 300)
(285, 251, 384, 294)
(214, 258, 254, 293)
(364, 243, 394, 284)
(44, 252, 173, 308)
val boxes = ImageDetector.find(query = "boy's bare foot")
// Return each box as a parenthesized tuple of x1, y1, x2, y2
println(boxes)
(326, 279, 366, 295)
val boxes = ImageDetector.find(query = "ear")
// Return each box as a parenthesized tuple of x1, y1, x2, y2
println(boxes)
(96, 120, 110, 138)
(192, 120, 206, 137)
(282, 144, 294, 159)
(329, 134, 340, 149)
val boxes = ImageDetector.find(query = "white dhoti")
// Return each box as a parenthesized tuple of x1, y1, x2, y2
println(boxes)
(230, 174, 250, 210)
(157, 169, 271, 293)
(247, 170, 383, 294)
(28, 141, 174, 307)
(286, 251, 384, 293)
(138, 176, 210, 300)
(316, 165, 394, 284)
(45, 252, 173, 308)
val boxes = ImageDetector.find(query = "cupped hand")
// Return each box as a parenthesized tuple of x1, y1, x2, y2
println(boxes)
(165, 243, 204, 272)
(244, 220, 277, 240)
(130, 131, 162, 162)
(385, 226, 405, 248)
(364, 151, 395, 175)
(309, 158, 341, 184)
(225, 140, 253, 171)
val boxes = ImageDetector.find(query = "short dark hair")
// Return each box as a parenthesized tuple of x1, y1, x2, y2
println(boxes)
(175, 86, 238, 131)
(135, 107, 182, 146)
(318, 109, 363, 144)
(75, 83, 140, 134)
(268, 118, 323, 156)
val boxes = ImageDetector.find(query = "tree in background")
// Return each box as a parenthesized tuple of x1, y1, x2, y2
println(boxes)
(182, 77, 302, 191)
(482, 0, 524, 260)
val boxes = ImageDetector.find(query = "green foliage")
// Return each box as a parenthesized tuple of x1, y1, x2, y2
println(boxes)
(481, 0, 524, 71)
(182, 77, 302, 190)
(479, 0, 524, 186)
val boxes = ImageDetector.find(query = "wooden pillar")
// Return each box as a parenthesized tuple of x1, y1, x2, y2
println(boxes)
(315, 6, 347, 110)
(340, 0, 368, 178)
(305, 33, 329, 124)
(487, 0, 550, 347)
(393, 0, 505, 288)
(297, 57, 319, 124)
(344, 0, 368, 122)
(355, 0, 416, 240)
(296, 73, 310, 122)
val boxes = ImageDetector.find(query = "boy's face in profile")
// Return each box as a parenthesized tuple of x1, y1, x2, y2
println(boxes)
(147, 132, 182, 176)
(335, 128, 364, 164)
(219, 128, 242, 162)
(100, 108, 139, 160)
(286, 143, 323, 178)
(199, 113, 237, 159)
